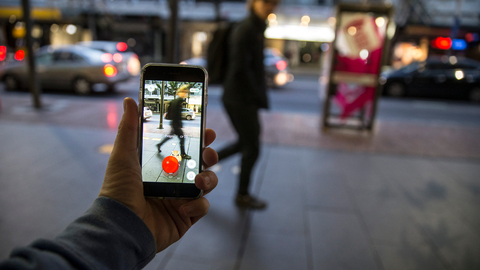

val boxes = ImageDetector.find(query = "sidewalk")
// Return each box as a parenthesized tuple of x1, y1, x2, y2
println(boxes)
(0, 92, 479, 270)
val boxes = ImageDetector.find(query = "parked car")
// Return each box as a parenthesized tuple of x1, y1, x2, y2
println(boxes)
(164, 108, 196, 120)
(76, 41, 141, 77)
(263, 48, 293, 88)
(143, 107, 153, 120)
(179, 47, 293, 88)
(0, 45, 132, 94)
(380, 56, 480, 102)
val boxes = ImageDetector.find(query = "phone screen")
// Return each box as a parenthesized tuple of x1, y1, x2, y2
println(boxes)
(138, 64, 207, 197)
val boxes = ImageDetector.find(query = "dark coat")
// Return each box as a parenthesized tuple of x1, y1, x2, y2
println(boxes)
(222, 12, 268, 109)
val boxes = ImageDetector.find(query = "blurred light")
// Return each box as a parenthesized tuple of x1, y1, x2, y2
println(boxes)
(65, 24, 77, 35)
(104, 64, 117, 77)
(321, 43, 329, 52)
(452, 39, 467, 50)
(13, 22, 25, 38)
(274, 72, 288, 86)
(455, 70, 464, 80)
(268, 13, 276, 21)
(269, 20, 278, 27)
(32, 25, 43, 38)
(9, 15, 16, 24)
(301, 15, 310, 24)
(113, 53, 123, 63)
(265, 25, 334, 42)
(387, 21, 396, 39)
(302, 53, 312, 62)
(15, 50, 25, 61)
(465, 33, 474, 42)
(347, 26, 357, 36)
(276, 60, 287, 70)
(50, 24, 59, 33)
(449, 55, 458, 65)
(106, 102, 118, 130)
(433, 37, 452, 50)
(116, 42, 128, 52)
(127, 54, 141, 76)
(127, 38, 136, 47)
(288, 74, 294, 82)
(0, 46, 6, 61)
(101, 53, 113, 63)
(359, 49, 369, 60)
(180, 61, 187, 65)
(196, 32, 207, 42)
(375, 17, 385, 28)
(327, 17, 336, 27)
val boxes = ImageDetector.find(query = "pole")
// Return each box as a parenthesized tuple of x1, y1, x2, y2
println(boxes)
(22, 0, 42, 109)
(158, 81, 165, 129)
(167, 0, 179, 63)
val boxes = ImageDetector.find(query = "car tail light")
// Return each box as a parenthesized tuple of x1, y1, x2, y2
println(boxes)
(276, 60, 287, 71)
(101, 53, 113, 63)
(0, 46, 6, 61)
(104, 64, 117, 77)
(15, 50, 25, 61)
(116, 42, 128, 52)
(113, 53, 123, 63)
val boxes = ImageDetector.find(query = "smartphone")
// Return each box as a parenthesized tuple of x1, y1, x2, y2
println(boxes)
(138, 63, 208, 198)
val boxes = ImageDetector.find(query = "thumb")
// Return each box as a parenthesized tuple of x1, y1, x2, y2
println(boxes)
(111, 97, 139, 156)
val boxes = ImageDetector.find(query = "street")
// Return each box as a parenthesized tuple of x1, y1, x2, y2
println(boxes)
(1, 74, 480, 269)
(2, 74, 480, 128)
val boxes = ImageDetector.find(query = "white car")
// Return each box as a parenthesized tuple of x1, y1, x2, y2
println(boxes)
(143, 107, 153, 120)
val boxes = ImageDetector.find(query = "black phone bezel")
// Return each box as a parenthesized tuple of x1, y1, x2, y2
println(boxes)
(138, 63, 208, 199)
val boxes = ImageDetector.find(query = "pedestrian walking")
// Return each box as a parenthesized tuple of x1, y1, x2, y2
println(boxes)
(157, 85, 191, 160)
(218, 0, 280, 209)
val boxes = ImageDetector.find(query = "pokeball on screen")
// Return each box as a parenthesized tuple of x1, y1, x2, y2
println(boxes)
(162, 156, 179, 174)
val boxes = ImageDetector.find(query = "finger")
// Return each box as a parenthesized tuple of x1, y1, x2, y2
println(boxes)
(195, 170, 218, 196)
(204, 129, 216, 147)
(180, 197, 210, 222)
(112, 98, 139, 155)
(202, 147, 218, 168)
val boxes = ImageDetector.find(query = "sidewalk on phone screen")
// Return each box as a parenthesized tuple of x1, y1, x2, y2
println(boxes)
(0, 91, 479, 270)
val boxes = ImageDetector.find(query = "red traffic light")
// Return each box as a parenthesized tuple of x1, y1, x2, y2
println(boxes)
(432, 37, 452, 50)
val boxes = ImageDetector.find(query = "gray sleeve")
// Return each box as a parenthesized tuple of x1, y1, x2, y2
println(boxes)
(0, 197, 156, 270)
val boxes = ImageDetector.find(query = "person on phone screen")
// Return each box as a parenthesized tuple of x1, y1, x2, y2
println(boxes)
(218, 0, 279, 209)
(0, 98, 219, 270)
(156, 85, 191, 159)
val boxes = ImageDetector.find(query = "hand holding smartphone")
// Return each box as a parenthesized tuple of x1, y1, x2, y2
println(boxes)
(138, 64, 208, 198)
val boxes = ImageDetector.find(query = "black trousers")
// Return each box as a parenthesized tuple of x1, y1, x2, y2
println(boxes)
(218, 104, 261, 195)
(157, 124, 186, 155)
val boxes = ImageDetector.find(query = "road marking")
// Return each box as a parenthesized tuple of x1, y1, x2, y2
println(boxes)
(98, 144, 114, 154)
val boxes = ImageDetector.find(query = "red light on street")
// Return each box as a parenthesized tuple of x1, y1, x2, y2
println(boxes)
(162, 156, 179, 174)
(0, 46, 6, 61)
(466, 33, 474, 42)
(15, 50, 25, 61)
(276, 60, 287, 71)
(101, 53, 113, 63)
(104, 64, 117, 77)
(433, 37, 452, 50)
(113, 53, 123, 63)
(116, 42, 128, 52)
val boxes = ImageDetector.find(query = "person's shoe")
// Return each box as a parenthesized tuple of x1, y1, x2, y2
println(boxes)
(156, 143, 162, 152)
(181, 154, 191, 160)
(235, 194, 267, 209)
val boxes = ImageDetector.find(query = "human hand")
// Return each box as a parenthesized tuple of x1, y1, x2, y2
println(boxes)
(99, 97, 218, 253)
